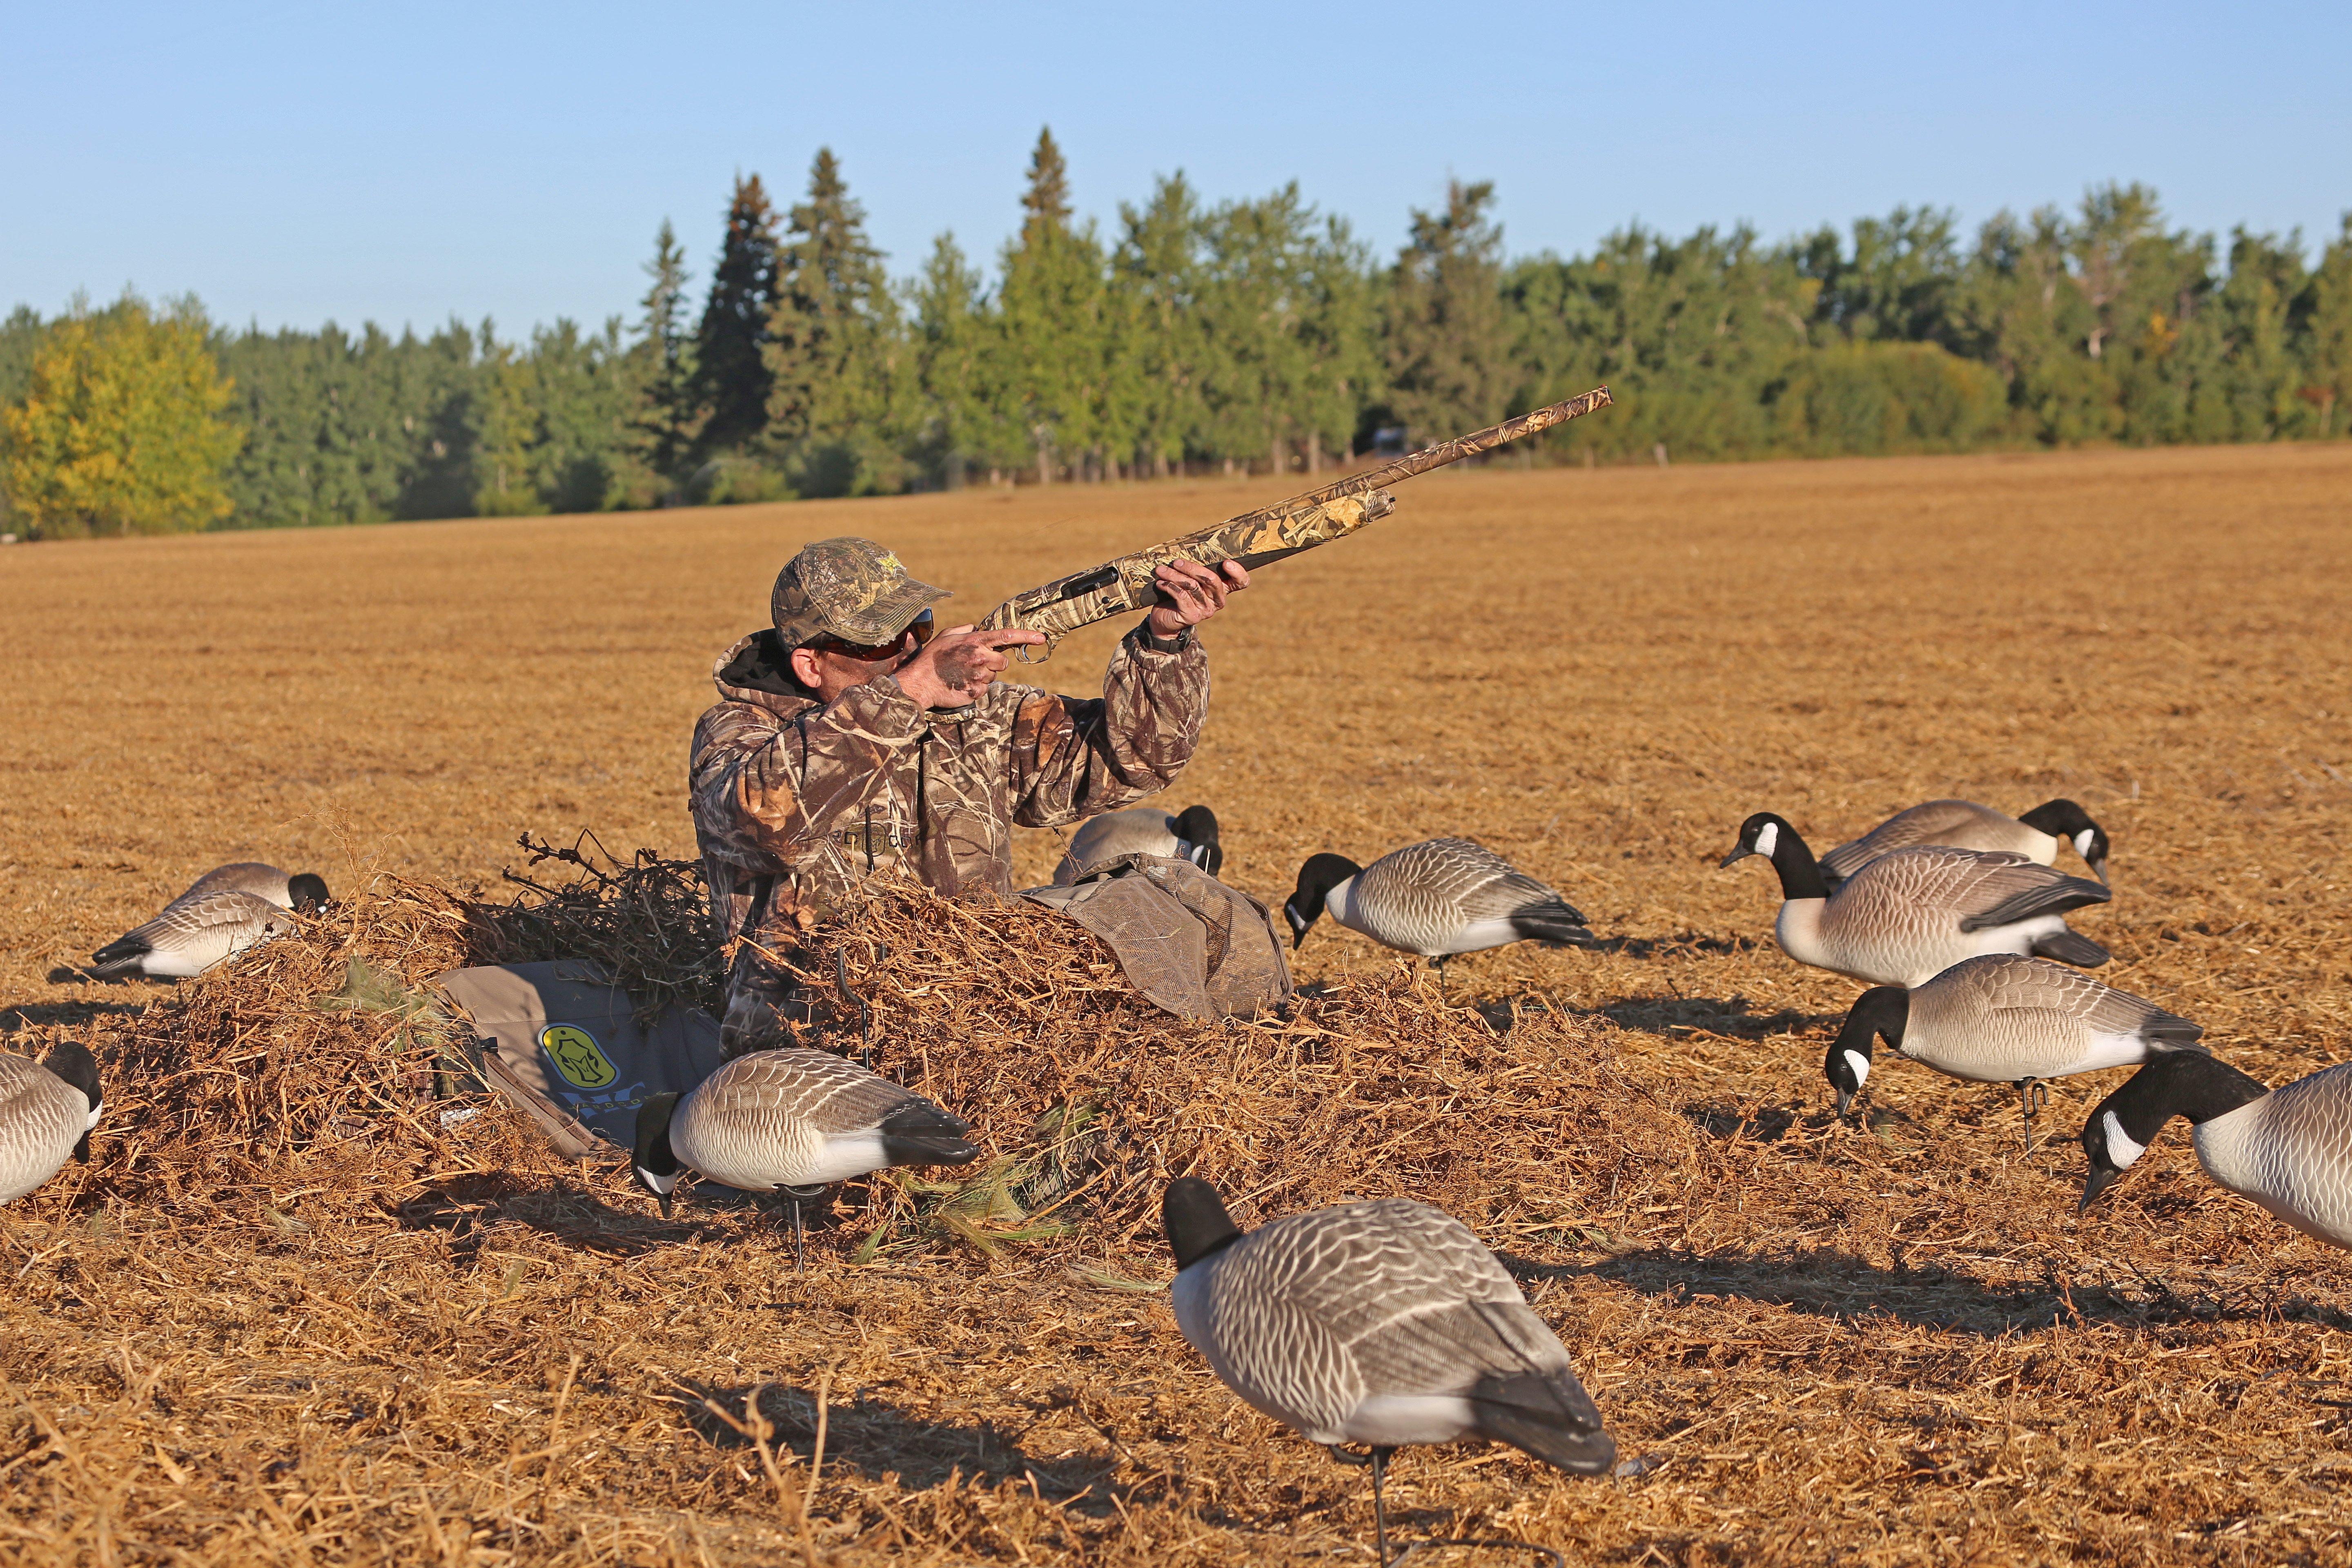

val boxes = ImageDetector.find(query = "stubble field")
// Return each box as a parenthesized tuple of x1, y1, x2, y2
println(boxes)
(2, 442, 2349, 1565)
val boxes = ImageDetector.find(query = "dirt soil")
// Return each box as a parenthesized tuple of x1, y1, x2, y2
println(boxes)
(2, 443, 2350, 1564)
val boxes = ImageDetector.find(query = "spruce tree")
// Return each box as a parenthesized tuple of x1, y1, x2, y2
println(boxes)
(910, 232, 993, 485)
(692, 174, 780, 458)
(631, 219, 699, 493)
(1385, 179, 1510, 443)
(765, 148, 905, 495)
(993, 127, 1109, 482)
(1113, 174, 1209, 476)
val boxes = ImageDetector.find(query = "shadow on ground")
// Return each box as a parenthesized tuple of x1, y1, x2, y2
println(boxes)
(1500, 1244, 2352, 1336)
(672, 1381, 1129, 1511)
(3, 997, 146, 1034)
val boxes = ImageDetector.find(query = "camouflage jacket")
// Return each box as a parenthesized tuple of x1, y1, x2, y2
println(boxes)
(690, 622, 1210, 1052)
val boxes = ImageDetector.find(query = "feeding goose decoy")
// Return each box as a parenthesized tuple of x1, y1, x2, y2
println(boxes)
(1052, 804, 1222, 885)
(1283, 838, 1592, 969)
(87, 866, 331, 982)
(0, 1042, 104, 1204)
(1165, 1176, 1613, 1566)
(1720, 812, 2111, 989)
(2079, 1054, 2352, 1249)
(633, 1048, 979, 1265)
(1819, 798, 2110, 889)
(1827, 954, 2206, 1147)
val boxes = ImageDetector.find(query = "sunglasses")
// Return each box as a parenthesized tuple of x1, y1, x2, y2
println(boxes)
(806, 608, 937, 662)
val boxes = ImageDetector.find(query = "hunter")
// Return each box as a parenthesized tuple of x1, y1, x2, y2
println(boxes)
(691, 536, 1246, 1054)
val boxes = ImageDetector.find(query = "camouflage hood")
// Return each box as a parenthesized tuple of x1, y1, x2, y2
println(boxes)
(710, 630, 820, 717)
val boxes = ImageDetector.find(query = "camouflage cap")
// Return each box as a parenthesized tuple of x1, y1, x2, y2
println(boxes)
(771, 537, 952, 646)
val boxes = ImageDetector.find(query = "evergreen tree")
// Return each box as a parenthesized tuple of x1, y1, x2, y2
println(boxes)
(630, 219, 699, 494)
(2303, 216, 2352, 437)
(1386, 179, 1510, 442)
(993, 127, 1111, 481)
(1200, 187, 1319, 473)
(765, 148, 907, 496)
(908, 232, 993, 484)
(692, 174, 781, 459)
(1111, 174, 1210, 476)
(0, 292, 242, 538)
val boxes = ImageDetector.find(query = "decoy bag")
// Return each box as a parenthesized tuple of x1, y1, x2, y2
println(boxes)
(432, 959, 726, 1158)
(1020, 853, 1292, 1020)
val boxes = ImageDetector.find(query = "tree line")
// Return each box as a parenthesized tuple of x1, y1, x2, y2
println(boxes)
(4, 129, 2349, 538)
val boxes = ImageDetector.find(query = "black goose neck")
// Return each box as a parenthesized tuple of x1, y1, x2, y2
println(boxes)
(1835, 987, 1908, 1058)
(2107, 1053, 2268, 1144)
(2018, 799, 2092, 837)
(633, 1092, 682, 1176)
(1164, 1177, 1245, 1270)
(1766, 822, 1830, 901)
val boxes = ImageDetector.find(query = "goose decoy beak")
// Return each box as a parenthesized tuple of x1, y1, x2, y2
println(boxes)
(2089, 859, 2110, 887)
(1717, 846, 1753, 869)
(2078, 1162, 2125, 1213)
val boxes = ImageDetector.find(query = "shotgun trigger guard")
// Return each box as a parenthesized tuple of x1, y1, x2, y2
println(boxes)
(1013, 639, 1053, 664)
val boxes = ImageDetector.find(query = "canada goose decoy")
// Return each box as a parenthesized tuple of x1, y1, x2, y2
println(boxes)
(1720, 812, 2111, 989)
(1165, 1177, 1612, 1566)
(1828, 954, 2206, 1148)
(1051, 804, 1222, 885)
(1283, 838, 1592, 970)
(171, 862, 334, 911)
(2080, 1055, 2352, 1249)
(0, 1043, 103, 1204)
(87, 869, 330, 982)
(1819, 799, 2110, 889)
(633, 1048, 979, 1267)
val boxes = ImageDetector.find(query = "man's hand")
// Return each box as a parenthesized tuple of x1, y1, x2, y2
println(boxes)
(1146, 558, 1249, 639)
(891, 625, 1049, 710)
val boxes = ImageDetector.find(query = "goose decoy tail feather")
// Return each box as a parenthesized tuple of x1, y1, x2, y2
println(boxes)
(2029, 931, 2111, 967)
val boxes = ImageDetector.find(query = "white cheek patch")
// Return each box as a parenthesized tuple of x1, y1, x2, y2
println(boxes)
(2100, 1110, 2147, 1168)
(85, 1099, 104, 1131)
(1752, 821, 1780, 859)
(1842, 1050, 1870, 1087)
(2074, 829, 2097, 859)
(636, 1166, 680, 1195)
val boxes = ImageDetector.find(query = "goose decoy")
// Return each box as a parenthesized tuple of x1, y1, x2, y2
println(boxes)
(87, 870, 330, 981)
(1720, 812, 2111, 989)
(1819, 799, 2109, 889)
(1827, 954, 2206, 1146)
(171, 863, 334, 912)
(1052, 804, 1222, 885)
(1283, 838, 1592, 969)
(1165, 1177, 1613, 1566)
(1, 1043, 103, 1204)
(2080, 1055, 2352, 1249)
(633, 1048, 979, 1265)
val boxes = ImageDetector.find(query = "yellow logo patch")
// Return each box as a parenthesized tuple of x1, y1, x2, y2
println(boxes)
(539, 1025, 617, 1089)
(878, 552, 902, 571)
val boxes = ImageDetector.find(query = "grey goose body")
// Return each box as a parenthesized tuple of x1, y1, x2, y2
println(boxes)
(1819, 798, 2109, 889)
(1163, 1178, 1613, 1468)
(1284, 838, 1592, 966)
(1053, 804, 1222, 885)
(1721, 812, 2111, 989)
(91, 865, 330, 981)
(632, 1047, 978, 1218)
(0, 1043, 103, 1204)
(1828, 954, 2205, 1119)
(2082, 1054, 2352, 1250)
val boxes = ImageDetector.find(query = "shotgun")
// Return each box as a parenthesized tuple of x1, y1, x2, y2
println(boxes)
(978, 385, 1611, 659)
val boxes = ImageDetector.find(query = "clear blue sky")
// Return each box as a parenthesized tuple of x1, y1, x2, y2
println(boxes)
(4, 1, 2345, 338)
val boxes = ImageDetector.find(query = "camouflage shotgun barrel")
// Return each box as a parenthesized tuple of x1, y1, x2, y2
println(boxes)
(980, 385, 1613, 657)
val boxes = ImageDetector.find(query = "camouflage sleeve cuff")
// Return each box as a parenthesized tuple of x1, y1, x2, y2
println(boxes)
(824, 672, 928, 738)
(1130, 621, 1193, 655)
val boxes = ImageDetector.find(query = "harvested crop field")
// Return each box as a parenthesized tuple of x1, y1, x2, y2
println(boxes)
(2, 441, 2350, 1566)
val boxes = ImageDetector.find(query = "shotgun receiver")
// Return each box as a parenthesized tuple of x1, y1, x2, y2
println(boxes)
(978, 385, 1611, 658)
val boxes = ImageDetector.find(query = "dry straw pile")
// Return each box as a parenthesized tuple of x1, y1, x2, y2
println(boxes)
(5, 845, 2349, 1566)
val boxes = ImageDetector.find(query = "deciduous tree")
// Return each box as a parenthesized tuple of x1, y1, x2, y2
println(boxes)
(0, 294, 242, 538)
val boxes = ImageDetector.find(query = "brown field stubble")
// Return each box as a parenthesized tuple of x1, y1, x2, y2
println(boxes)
(2, 442, 2350, 1565)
